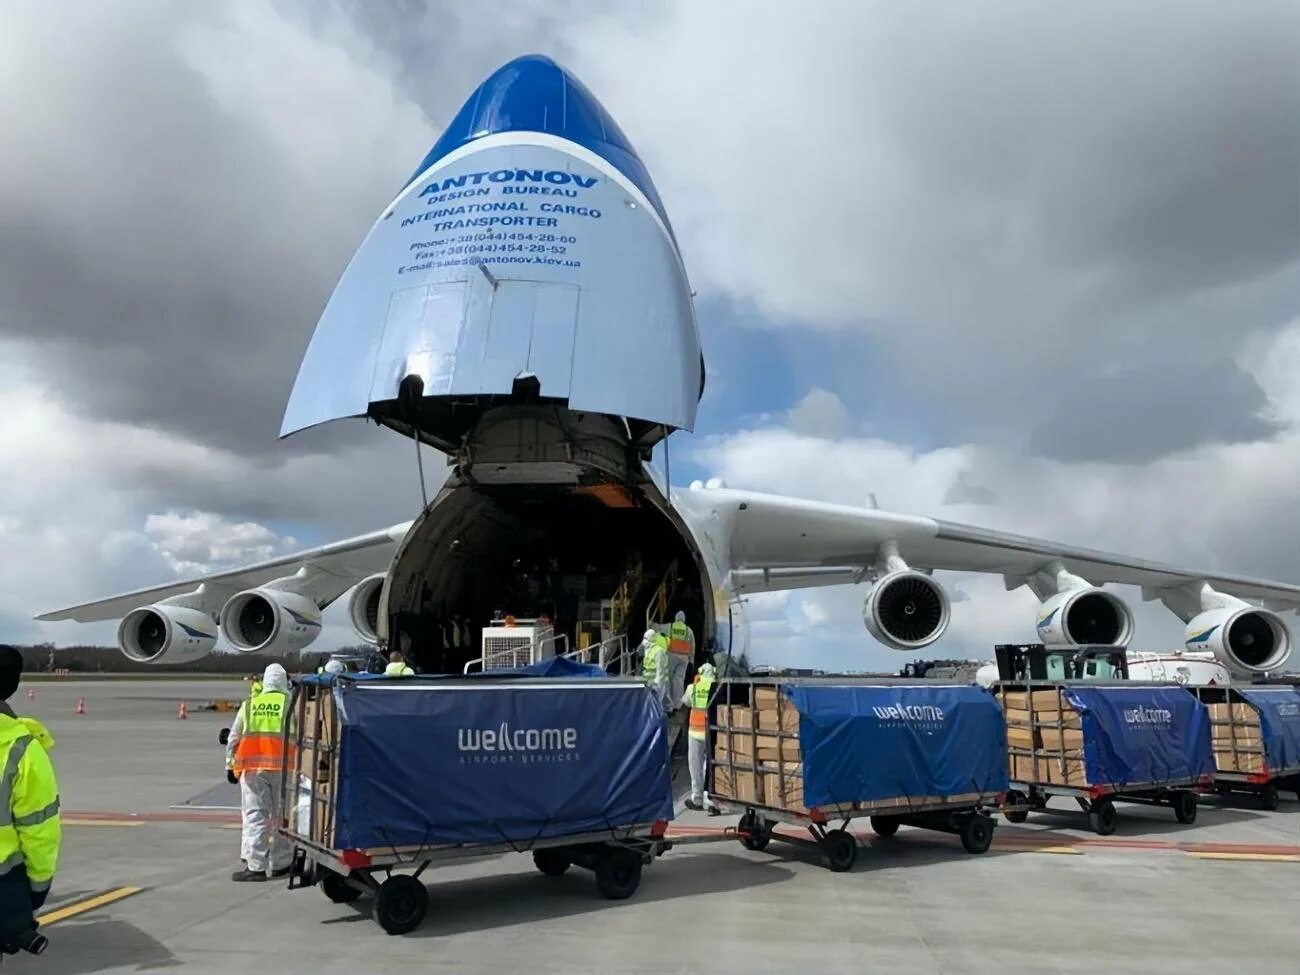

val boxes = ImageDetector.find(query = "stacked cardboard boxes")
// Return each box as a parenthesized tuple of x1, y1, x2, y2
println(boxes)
(1207, 701, 1265, 774)
(997, 686, 1089, 788)
(711, 686, 806, 813)
(293, 686, 339, 846)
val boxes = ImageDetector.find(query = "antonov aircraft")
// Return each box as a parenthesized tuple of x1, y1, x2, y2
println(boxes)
(36, 55, 1300, 682)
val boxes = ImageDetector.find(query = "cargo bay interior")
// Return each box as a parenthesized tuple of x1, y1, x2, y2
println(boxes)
(383, 478, 709, 676)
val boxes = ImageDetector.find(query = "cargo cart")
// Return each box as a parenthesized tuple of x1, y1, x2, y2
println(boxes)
(1191, 684, 1300, 809)
(993, 646, 1214, 835)
(277, 662, 675, 935)
(709, 678, 1006, 871)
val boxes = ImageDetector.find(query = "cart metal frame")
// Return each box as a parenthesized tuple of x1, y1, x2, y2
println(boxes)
(275, 676, 671, 934)
(707, 677, 1002, 871)
(1190, 684, 1300, 810)
(996, 672, 1210, 834)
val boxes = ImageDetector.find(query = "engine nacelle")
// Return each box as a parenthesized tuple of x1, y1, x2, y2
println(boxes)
(219, 588, 322, 654)
(864, 570, 951, 650)
(347, 574, 385, 645)
(118, 605, 218, 665)
(1185, 606, 1291, 675)
(1035, 588, 1134, 648)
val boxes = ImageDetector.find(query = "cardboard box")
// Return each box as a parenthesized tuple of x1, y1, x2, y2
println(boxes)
(1005, 725, 1037, 748)
(1039, 728, 1085, 750)
(1211, 723, 1263, 744)
(1003, 708, 1032, 726)
(1035, 711, 1083, 730)
(1009, 752, 1044, 782)
(726, 706, 794, 732)
(718, 731, 754, 756)
(713, 767, 761, 804)
(754, 686, 798, 712)
(1001, 689, 1065, 710)
(1215, 751, 1266, 773)
(1207, 702, 1259, 724)
(758, 770, 806, 814)
(1045, 752, 1088, 787)
(755, 737, 802, 764)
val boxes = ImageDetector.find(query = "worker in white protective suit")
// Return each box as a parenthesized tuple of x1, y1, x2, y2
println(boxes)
(664, 610, 695, 713)
(681, 662, 719, 813)
(225, 663, 293, 881)
(640, 628, 669, 710)
(323, 658, 345, 675)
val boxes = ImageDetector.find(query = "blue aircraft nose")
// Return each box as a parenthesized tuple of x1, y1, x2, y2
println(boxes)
(406, 54, 673, 235)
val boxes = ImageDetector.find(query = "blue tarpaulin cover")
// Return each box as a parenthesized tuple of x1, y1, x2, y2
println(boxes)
(783, 685, 1009, 809)
(1061, 687, 1214, 787)
(1236, 688, 1300, 772)
(330, 677, 674, 850)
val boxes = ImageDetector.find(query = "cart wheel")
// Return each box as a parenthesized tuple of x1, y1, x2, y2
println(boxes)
(823, 829, 858, 872)
(869, 816, 899, 838)
(594, 848, 643, 900)
(1260, 782, 1279, 811)
(532, 848, 571, 877)
(1088, 797, 1117, 836)
(1173, 790, 1199, 824)
(959, 815, 994, 854)
(738, 812, 771, 852)
(1003, 789, 1029, 824)
(373, 875, 428, 935)
(320, 870, 363, 904)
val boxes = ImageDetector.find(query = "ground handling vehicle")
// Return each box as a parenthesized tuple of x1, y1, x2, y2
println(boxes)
(276, 657, 674, 934)
(1190, 683, 1300, 809)
(710, 678, 1007, 871)
(994, 645, 1214, 835)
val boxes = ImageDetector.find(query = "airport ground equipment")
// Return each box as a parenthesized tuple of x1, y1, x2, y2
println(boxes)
(993, 646, 1214, 834)
(277, 659, 674, 934)
(710, 678, 1007, 871)
(1191, 684, 1300, 808)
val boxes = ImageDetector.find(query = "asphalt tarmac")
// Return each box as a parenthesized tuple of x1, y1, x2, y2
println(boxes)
(5, 679, 1298, 974)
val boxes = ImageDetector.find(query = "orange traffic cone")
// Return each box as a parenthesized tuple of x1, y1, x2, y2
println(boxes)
(177, 700, 188, 720)
(75, 697, 85, 715)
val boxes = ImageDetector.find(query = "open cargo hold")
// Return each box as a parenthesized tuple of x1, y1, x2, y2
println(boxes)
(996, 682, 1214, 835)
(1192, 685, 1300, 809)
(279, 661, 675, 934)
(710, 679, 1008, 871)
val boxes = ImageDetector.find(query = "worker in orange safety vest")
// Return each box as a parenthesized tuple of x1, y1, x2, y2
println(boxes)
(225, 663, 295, 881)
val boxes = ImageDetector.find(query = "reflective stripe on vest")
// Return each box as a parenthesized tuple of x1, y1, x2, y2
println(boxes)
(233, 690, 292, 774)
(687, 676, 714, 738)
(668, 621, 692, 654)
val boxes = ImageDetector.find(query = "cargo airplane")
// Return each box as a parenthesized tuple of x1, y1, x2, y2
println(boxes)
(36, 56, 1300, 682)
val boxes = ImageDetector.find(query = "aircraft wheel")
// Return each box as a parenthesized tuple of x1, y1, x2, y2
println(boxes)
(869, 816, 899, 838)
(823, 829, 858, 872)
(1088, 797, 1117, 836)
(594, 848, 642, 900)
(959, 815, 994, 854)
(373, 875, 428, 935)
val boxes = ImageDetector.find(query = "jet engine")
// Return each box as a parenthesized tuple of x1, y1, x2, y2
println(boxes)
(347, 574, 385, 645)
(1185, 605, 1291, 676)
(1035, 588, 1134, 649)
(864, 570, 951, 650)
(118, 604, 218, 664)
(219, 588, 322, 654)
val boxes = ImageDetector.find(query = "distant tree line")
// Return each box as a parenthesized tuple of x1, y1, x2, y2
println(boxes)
(9, 643, 378, 674)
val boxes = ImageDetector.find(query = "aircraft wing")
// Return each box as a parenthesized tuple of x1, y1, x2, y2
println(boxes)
(35, 523, 411, 623)
(718, 489, 1300, 609)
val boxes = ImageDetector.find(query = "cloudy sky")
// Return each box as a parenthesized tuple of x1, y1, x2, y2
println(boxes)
(2, 0, 1297, 671)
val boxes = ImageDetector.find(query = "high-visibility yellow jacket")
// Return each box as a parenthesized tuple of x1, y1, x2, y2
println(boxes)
(228, 690, 294, 776)
(683, 675, 715, 740)
(383, 661, 414, 677)
(0, 711, 61, 897)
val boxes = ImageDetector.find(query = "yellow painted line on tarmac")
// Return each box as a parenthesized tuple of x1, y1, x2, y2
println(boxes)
(1188, 852, 1300, 863)
(1030, 845, 1081, 855)
(63, 818, 146, 828)
(37, 886, 143, 925)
